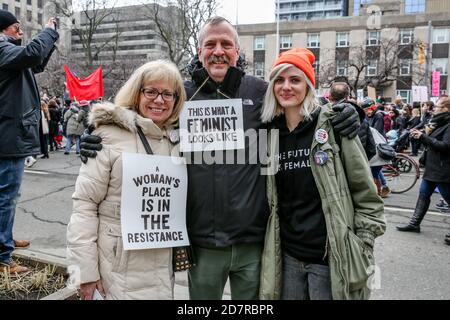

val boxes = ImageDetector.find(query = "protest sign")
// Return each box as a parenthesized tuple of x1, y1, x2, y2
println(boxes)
(120, 153, 189, 250)
(367, 86, 377, 100)
(412, 86, 428, 102)
(179, 99, 245, 152)
(357, 89, 364, 102)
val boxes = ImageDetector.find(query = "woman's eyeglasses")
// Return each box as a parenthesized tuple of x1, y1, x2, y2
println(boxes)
(141, 88, 176, 102)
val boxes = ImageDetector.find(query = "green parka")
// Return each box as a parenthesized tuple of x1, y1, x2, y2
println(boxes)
(260, 105, 386, 300)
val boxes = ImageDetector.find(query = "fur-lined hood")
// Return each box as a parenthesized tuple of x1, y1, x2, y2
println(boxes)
(88, 102, 166, 139)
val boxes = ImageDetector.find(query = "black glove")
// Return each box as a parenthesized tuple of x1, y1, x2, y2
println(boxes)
(79, 125, 102, 164)
(331, 103, 360, 139)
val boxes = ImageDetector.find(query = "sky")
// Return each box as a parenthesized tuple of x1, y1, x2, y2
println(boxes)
(217, 0, 275, 25)
(74, 0, 276, 25)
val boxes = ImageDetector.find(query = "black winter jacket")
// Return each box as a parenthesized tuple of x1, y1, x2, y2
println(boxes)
(369, 110, 385, 135)
(184, 58, 270, 247)
(0, 28, 59, 158)
(420, 113, 450, 183)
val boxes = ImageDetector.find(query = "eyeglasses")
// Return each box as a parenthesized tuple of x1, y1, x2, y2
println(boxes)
(11, 24, 21, 32)
(141, 88, 177, 102)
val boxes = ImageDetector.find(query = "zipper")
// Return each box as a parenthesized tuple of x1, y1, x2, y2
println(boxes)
(322, 236, 329, 261)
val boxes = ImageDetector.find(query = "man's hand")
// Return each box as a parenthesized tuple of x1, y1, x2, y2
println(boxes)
(331, 103, 360, 139)
(80, 126, 102, 164)
(410, 128, 423, 140)
(45, 18, 57, 30)
(79, 280, 106, 300)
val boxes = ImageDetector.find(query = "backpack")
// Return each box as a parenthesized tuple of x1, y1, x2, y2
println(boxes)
(62, 109, 73, 137)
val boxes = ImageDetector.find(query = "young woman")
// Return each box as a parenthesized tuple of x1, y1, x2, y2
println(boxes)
(260, 48, 386, 300)
(66, 60, 186, 300)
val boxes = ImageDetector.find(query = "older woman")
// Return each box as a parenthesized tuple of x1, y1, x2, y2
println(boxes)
(260, 48, 386, 300)
(66, 60, 186, 300)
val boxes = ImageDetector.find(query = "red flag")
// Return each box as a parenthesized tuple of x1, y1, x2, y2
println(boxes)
(64, 64, 104, 101)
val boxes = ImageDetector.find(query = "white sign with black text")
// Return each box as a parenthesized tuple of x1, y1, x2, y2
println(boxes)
(120, 153, 189, 250)
(179, 99, 245, 152)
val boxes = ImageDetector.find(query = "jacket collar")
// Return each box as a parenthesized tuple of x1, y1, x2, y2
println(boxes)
(311, 104, 338, 151)
(89, 102, 166, 140)
(0, 34, 21, 46)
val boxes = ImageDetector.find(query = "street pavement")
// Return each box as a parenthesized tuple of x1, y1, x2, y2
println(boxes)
(13, 148, 450, 300)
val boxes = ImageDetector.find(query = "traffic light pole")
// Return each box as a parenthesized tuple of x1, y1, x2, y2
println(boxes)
(425, 20, 433, 97)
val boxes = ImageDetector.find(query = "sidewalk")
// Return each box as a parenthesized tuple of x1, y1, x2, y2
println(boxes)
(13, 247, 231, 300)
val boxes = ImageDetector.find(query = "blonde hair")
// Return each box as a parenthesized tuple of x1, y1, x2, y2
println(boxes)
(412, 108, 420, 118)
(114, 60, 186, 128)
(438, 96, 450, 110)
(261, 63, 319, 123)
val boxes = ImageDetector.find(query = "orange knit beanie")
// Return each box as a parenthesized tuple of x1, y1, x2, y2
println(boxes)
(273, 48, 316, 87)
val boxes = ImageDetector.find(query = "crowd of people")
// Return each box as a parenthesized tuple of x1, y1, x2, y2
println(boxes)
(23, 96, 94, 168)
(1, 8, 449, 301)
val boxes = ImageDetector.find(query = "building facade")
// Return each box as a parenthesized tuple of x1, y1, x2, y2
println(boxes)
(238, 10, 450, 103)
(70, 5, 171, 66)
(351, 0, 450, 16)
(1, 0, 45, 41)
(276, 0, 350, 21)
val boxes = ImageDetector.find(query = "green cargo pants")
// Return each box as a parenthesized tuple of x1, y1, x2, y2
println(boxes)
(188, 242, 263, 300)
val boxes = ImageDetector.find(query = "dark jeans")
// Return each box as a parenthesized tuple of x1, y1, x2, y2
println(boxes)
(65, 135, 80, 154)
(419, 179, 450, 205)
(281, 254, 332, 300)
(0, 158, 25, 264)
(188, 242, 262, 300)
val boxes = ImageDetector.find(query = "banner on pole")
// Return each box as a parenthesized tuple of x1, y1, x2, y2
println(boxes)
(64, 64, 104, 101)
(432, 71, 441, 97)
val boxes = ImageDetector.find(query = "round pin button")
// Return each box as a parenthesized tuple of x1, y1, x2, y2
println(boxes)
(169, 129, 179, 143)
(315, 129, 329, 144)
(314, 151, 329, 166)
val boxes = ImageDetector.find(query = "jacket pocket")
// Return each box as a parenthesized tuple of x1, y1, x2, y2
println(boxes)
(107, 226, 128, 274)
(21, 107, 40, 139)
(345, 229, 375, 291)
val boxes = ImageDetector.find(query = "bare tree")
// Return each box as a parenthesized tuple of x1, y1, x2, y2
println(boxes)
(319, 38, 425, 97)
(143, 0, 219, 71)
(51, 0, 121, 75)
(35, 48, 68, 98)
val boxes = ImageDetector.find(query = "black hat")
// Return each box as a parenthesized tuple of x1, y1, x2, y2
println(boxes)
(0, 10, 19, 31)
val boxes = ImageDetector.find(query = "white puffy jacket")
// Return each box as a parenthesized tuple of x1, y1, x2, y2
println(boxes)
(67, 103, 179, 299)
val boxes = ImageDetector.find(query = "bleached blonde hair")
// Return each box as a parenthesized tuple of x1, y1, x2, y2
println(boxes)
(261, 63, 319, 123)
(114, 60, 186, 128)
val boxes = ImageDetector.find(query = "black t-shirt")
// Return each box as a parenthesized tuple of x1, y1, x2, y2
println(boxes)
(274, 111, 328, 265)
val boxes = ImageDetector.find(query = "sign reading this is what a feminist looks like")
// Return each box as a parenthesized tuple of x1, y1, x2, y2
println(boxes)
(120, 153, 189, 250)
(179, 99, 245, 152)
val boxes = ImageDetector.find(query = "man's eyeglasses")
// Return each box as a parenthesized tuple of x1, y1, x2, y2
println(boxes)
(11, 24, 21, 32)
(141, 88, 177, 102)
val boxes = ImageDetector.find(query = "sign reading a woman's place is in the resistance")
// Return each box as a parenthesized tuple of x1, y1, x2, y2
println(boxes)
(120, 153, 189, 250)
(179, 99, 245, 152)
